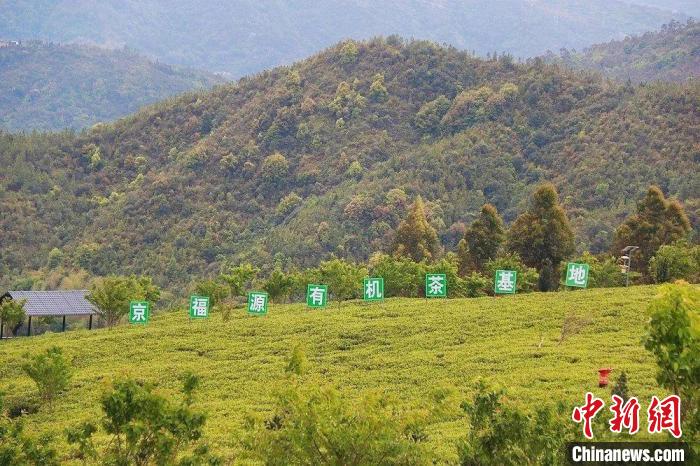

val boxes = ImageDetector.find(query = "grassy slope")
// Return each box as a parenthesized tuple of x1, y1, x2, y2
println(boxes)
(0, 286, 668, 461)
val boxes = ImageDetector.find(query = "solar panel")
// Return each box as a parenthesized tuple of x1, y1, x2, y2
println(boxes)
(3, 290, 97, 317)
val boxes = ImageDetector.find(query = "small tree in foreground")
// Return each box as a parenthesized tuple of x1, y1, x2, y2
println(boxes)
(67, 373, 219, 465)
(285, 343, 308, 377)
(643, 282, 699, 440)
(457, 381, 577, 466)
(0, 298, 26, 337)
(22, 346, 72, 405)
(644, 282, 698, 396)
(0, 392, 58, 465)
(245, 385, 433, 465)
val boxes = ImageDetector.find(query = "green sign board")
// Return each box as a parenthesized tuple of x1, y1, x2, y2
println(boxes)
(247, 292, 269, 315)
(129, 301, 150, 324)
(494, 270, 517, 294)
(565, 262, 590, 288)
(363, 277, 384, 301)
(425, 273, 447, 298)
(189, 295, 210, 319)
(306, 284, 328, 308)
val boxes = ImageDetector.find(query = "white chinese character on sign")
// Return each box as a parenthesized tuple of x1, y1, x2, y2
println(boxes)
(366, 280, 382, 299)
(309, 286, 325, 305)
(568, 265, 587, 286)
(193, 298, 208, 316)
(132, 304, 147, 321)
(429, 275, 444, 295)
(250, 294, 266, 312)
(498, 271, 515, 292)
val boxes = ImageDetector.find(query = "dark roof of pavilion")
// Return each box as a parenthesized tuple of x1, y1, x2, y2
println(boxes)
(1, 290, 96, 317)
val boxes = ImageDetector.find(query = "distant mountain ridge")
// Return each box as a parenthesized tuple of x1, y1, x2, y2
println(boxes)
(0, 0, 687, 76)
(548, 20, 700, 83)
(625, 1, 700, 18)
(0, 40, 225, 131)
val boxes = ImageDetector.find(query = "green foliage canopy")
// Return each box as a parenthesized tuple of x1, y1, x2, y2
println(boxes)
(508, 184, 574, 291)
(0, 299, 26, 336)
(21, 346, 72, 404)
(614, 186, 692, 272)
(67, 373, 218, 465)
(246, 384, 433, 465)
(458, 203, 506, 274)
(393, 197, 441, 263)
(457, 381, 577, 465)
(193, 279, 229, 308)
(86, 275, 161, 328)
(649, 241, 700, 284)
(0, 391, 58, 465)
(643, 282, 699, 439)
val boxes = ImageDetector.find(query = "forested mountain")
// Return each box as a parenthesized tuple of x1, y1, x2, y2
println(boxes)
(1, 38, 698, 291)
(550, 20, 700, 83)
(0, 0, 686, 76)
(0, 41, 224, 131)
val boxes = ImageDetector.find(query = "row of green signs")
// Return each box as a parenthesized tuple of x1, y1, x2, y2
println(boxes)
(129, 263, 590, 322)
(128, 295, 211, 324)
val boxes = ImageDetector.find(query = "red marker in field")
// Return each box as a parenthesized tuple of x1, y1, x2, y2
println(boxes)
(598, 368, 613, 387)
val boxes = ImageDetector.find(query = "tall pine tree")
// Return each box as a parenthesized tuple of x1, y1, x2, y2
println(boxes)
(457, 203, 505, 274)
(508, 184, 574, 291)
(392, 196, 440, 262)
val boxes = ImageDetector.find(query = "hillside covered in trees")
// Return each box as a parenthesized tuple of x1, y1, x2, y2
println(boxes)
(550, 20, 700, 83)
(0, 41, 224, 131)
(1, 38, 698, 291)
(0, 0, 687, 76)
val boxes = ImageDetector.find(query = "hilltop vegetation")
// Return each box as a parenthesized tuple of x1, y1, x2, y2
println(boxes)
(0, 41, 224, 131)
(1, 38, 698, 292)
(551, 20, 700, 83)
(0, 0, 686, 75)
(0, 286, 674, 462)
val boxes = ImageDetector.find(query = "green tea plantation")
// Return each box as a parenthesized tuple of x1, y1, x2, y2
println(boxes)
(0, 286, 679, 462)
